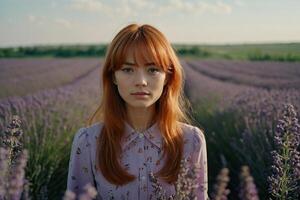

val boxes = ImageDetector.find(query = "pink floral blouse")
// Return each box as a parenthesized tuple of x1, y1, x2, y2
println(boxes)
(67, 121, 208, 200)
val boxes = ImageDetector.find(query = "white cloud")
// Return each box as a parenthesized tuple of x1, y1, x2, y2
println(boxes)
(7, 18, 15, 24)
(70, 0, 111, 12)
(28, 15, 37, 23)
(213, 1, 232, 14)
(233, 0, 245, 7)
(54, 18, 72, 28)
(128, 0, 152, 9)
(69, 0, 232, 17)
(26, 14, 72, 28)
(162, 0, 232, 15)
(51, 1, 58, 8)
(27, 14, 45, 25)
(69, 0, 141, 17)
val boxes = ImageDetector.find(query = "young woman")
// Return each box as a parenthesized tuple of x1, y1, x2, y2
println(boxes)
(67, 23, 208, 200)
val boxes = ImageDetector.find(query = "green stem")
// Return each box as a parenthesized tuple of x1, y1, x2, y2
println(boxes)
(279, 133, 292, 200)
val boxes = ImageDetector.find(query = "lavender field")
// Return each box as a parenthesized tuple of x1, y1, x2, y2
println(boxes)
(0, 58, 300, 199)
(0, 58, 101, 99)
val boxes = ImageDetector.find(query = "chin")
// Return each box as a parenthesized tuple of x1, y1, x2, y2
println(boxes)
(133, 104, 152, 108)
(127, 102, 154, 109)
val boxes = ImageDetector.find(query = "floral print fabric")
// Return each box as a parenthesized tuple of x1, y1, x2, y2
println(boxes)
(67, 122, 208, 200)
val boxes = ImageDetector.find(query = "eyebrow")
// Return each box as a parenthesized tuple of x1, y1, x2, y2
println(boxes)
(124, 62, 155, 66)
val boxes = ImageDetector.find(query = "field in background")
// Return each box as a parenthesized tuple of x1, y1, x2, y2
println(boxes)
(175, 43, 300, 61)
(0, 57, 300, 199)
(0, 58, 101, 98)
(1, 43, 300, 62)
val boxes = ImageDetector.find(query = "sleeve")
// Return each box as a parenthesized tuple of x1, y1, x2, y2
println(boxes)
(67, 127, 96, 196)
(191, 127, 209, 200)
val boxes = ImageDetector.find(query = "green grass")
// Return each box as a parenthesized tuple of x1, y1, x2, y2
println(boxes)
(174, 43, 300, 61)
(1, 43, 300, 62)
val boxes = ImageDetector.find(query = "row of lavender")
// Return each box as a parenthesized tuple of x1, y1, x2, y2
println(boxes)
(0, 58, 101, 99)
(186, 59, 300, 90)
(182, 60, 300, 108)
(183, 60, 300, 199)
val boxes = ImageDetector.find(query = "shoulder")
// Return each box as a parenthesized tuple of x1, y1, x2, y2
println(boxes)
(72, 122, 104, 147)
(85, 122, 104, 139)
(179, 122, 206, 150)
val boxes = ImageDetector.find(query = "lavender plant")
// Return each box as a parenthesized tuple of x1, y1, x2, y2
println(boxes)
(0, 115, 23, 167)
(267, 104, 300, 200)
(8, 149, 29, 200)
(63, 183, 97, 200)
(149, 158, 201, 200)
(210, 168, 230, 200)
(78, 183, 98, 200)
(238, 165, 259, 200)
(0, 147, 29, 200)
(63, 190, 76, 200)
(173, 158, 201, 200)
(0, 115, 29, 200)
(149, 172, 167, 200)
(0, 147, 9, 198)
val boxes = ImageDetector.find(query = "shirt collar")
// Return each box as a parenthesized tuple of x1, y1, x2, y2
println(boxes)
(122, 121, 162, 150)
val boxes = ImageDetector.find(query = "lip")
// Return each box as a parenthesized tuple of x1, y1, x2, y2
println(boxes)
(131, 92, 150, 95)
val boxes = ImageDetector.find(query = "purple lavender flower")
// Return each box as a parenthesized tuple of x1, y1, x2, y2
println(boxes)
(267, 104, 300, 200)
(149, 172, 167, 200)
(63, 190, 76, 200)
(174, 158, 201, 200)
(238, 165, 259, 200)
(210, 168, 230, 200)
(149, 158, 201, 200)
(0, 147, 28, 200)
(0, 115, 31, 200)
(0, 115, 23, 167)
(0, 147, 9, 198)
(63, 183, 97, 200)
(8, 149, 28, 200)
(78, 183, 98, 200)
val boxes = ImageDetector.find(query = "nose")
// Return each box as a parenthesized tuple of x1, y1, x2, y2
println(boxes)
(134, 69, 147, 87)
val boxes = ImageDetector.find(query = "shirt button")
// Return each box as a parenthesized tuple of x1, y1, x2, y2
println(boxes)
(139, 133, 144, 138)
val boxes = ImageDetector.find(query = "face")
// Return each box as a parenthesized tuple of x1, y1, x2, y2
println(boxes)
(113, 52, 167, 110)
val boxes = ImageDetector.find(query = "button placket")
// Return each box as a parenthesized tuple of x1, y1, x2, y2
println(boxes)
(137, 132, 147, 199)
(138, 133, 144, 138)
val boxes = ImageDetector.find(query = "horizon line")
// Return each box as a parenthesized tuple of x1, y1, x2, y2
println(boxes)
(1, 40, 300, 49)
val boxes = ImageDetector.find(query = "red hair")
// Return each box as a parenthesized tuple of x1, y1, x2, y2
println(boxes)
(87, 23, 191, 185)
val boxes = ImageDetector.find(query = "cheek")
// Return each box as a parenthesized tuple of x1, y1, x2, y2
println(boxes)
(115, 74, 128, 88)
(117, 83, 128, 97)
(151, 77, 166, 96)
(154, 75, 167, 88)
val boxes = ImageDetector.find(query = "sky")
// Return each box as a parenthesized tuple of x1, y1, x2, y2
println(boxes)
(0, 0, 300, 47)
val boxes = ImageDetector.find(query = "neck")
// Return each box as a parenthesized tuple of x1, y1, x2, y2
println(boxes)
(126, 104, 156, 132)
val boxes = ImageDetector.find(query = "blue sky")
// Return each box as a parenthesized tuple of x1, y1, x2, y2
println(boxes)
(0, 0, 300, 47)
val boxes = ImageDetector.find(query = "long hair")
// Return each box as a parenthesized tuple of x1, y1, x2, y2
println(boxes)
(87, 23, 191, 185)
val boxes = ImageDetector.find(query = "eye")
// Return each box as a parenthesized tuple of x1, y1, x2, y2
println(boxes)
(148, 67, 160, 74)
(121, 67, 133, 73)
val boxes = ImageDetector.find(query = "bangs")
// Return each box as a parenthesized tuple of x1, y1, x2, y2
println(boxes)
(111, 30, 172, 72)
